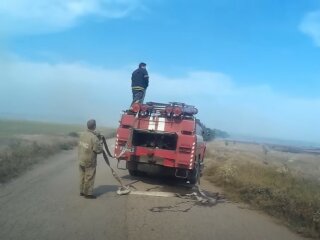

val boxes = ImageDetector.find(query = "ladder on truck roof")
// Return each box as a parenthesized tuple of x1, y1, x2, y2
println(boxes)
(145, 102, 198, 115)
(127, 102, 198, 118)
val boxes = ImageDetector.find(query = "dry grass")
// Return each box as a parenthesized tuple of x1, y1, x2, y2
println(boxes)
(0, 136, 78, 183)
(204, 140, 320, 238)
(0, 119, 116, 183)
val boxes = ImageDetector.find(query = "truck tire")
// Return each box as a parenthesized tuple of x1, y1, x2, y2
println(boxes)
(127, 161, 140, 177)
(128, 169, 139, 176)
(188, 161, 200, 185)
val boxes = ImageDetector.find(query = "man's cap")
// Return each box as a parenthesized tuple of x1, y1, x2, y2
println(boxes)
(139, 62, 147, 68)
(87, 119, 96, 130)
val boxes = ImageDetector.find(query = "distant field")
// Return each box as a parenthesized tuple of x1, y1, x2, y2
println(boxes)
(0, 119, 115, 138)
(204, 140, 320, 238)
(0, 119, 85, 137)
(0, 119, 115, 183)
(205, 140, 320, 179)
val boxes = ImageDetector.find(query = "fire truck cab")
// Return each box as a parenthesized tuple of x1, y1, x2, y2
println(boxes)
(114, 102, 206, 184)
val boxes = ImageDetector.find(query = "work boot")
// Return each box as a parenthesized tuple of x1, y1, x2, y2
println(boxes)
(85, 195, 97, 199)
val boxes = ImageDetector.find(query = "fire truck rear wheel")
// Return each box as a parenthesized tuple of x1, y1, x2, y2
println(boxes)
(188, 161, 200, 185)
(127, 161, 140, 177)
(128, 169, 139, 176)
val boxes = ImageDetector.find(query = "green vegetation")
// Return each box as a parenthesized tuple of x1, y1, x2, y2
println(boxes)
(196, 120, 229, 141)
(204, 144, 320, 238)
(203, 128, 229, 141)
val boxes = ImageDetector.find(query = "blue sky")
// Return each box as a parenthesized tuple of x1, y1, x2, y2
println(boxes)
(0, 0, 320, 143)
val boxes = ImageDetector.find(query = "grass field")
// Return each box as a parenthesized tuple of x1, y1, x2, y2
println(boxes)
(0, 119, 115, 183)
(0, 119, 87, 137)
(204, 140, 320, 238)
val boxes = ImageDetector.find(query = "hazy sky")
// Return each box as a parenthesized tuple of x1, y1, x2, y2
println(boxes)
(0, 0, 320, 142)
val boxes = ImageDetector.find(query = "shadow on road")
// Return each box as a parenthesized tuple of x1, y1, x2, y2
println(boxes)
(94, 185, 119, 197)
(122, 173, 195, 195)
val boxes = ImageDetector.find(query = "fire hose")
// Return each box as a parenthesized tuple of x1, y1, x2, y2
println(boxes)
(96, 111, 139, 195)
(97, 135, 221, 205)
(100, 135, 131, 195)
(94, 109, 219, 204)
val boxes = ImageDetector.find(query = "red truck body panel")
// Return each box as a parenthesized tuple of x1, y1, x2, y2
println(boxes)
(114, 102, 206, 181)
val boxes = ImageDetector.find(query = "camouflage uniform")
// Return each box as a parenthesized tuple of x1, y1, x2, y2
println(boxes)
(78, 130, 103, 195)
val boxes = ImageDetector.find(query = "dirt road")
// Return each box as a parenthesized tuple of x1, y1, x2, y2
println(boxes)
(0, 139, 307, 240)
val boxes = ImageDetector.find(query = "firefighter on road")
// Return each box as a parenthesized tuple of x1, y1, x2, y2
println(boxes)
(78, 119, 103, 199)
(131, 62, 149, 105)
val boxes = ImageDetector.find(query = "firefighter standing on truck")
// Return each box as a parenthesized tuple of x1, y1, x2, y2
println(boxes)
(78, 119, 103, 199)
(131, 62, 149, 105)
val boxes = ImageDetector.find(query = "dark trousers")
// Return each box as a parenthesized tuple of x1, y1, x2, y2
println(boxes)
(132, 89, 146, 105)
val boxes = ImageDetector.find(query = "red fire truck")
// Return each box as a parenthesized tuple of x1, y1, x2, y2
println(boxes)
(114, 102, 206, 184)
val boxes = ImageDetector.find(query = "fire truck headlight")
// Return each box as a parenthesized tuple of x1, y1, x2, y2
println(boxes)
(131, 103, 141, 113)
(165, 106, 173, 115)
(140, 104, 149, 112)
(173, 107, 182, 116)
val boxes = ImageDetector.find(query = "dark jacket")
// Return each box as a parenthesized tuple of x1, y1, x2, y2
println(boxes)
(131, 68, 149, 89)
